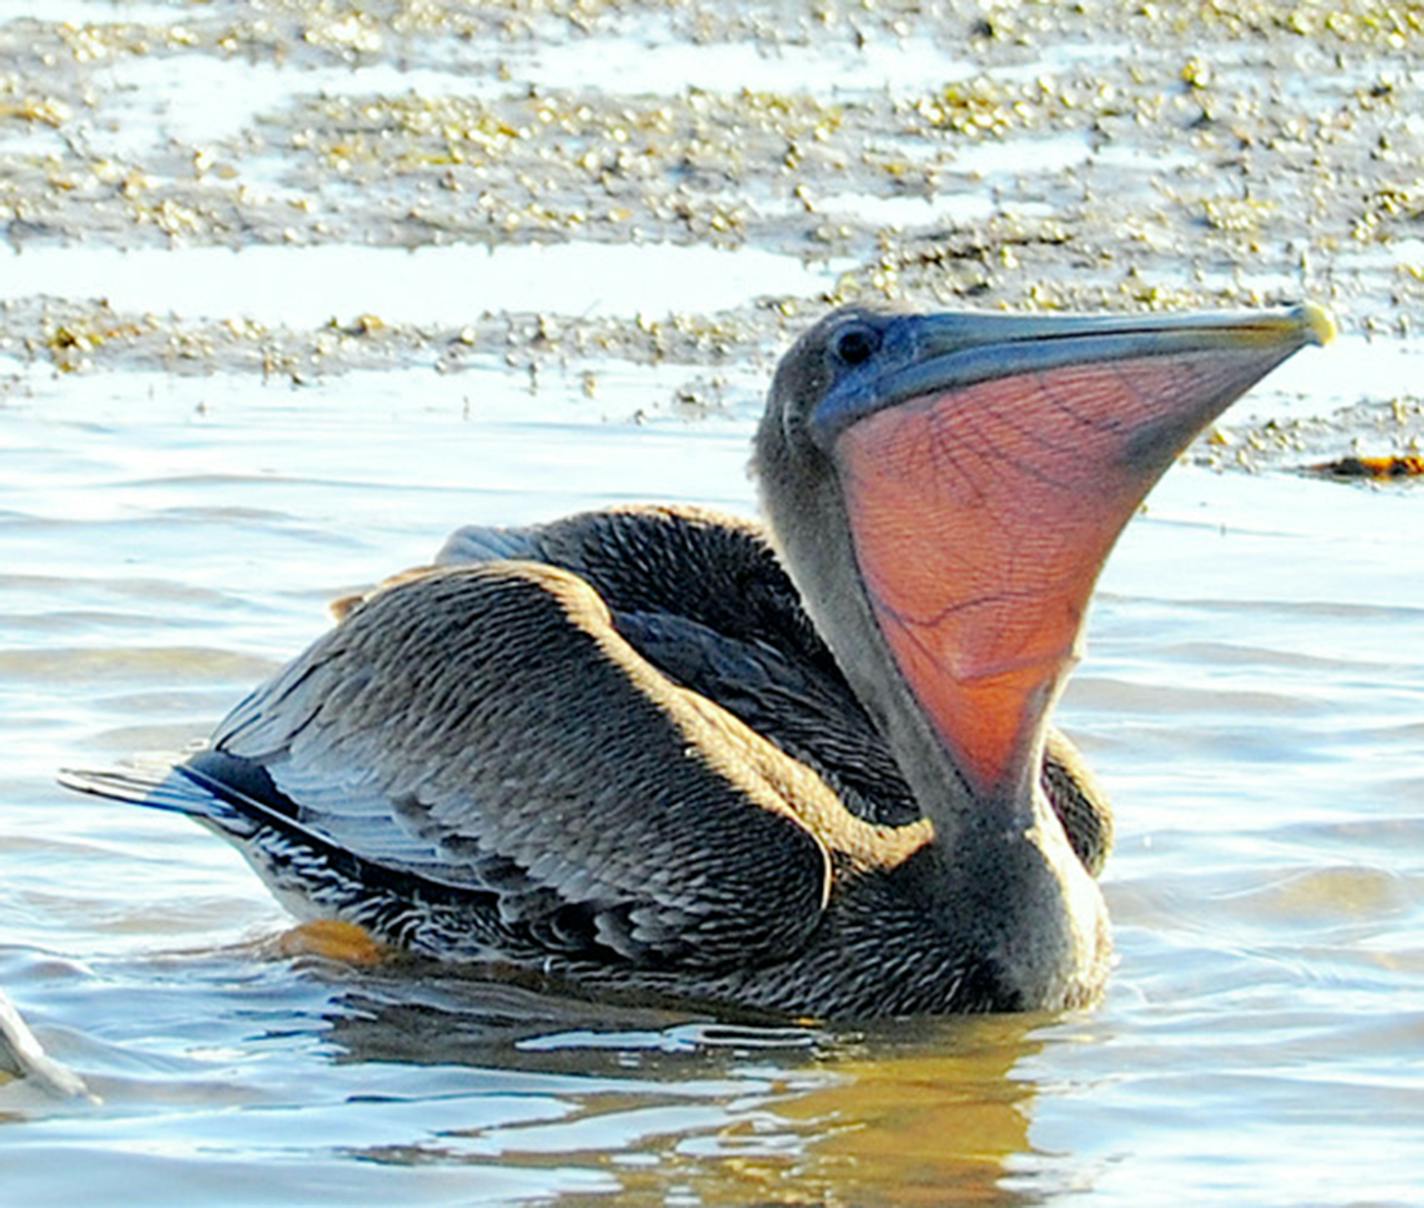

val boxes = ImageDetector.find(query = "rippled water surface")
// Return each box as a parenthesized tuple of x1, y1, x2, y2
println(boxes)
(4, 2, 1424, 1205)
(5, 341, 1423, 1205)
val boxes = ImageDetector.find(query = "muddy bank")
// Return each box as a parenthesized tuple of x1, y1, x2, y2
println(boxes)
(1, 0, 1420, 458)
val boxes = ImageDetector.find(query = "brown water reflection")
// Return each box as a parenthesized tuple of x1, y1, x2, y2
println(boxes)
(318, 965, 1046, 1205)
(769, 1018, 1041, 1206)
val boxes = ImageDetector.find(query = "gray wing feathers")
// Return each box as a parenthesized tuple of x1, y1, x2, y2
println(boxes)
(436, 523, 543, 566)
(58, 763, 254, 834)
(214, 562, 832, 968)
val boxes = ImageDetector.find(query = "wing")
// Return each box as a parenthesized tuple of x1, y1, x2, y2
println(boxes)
(439, 506, 916, 826)
(207, 560, 834, 970)
(439, 504, 1114, 872)
(437, 505, 836, 679)
(1041, 728, 1114, 877)
(611, 608, 921, 829)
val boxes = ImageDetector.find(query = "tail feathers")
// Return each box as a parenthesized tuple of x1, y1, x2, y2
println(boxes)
(57, 762, 255, 836)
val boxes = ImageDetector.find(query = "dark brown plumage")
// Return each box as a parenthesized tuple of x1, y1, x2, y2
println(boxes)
(62, 303, 1329, 1018)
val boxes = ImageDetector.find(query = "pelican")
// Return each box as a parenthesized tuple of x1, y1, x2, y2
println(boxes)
(63, 303, 1332, 1018)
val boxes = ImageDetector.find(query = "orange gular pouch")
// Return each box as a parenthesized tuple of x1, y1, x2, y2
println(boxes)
(835, 348, 1284, 799)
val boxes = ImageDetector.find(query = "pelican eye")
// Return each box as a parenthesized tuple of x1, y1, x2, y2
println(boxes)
(831, 324, 880, 368)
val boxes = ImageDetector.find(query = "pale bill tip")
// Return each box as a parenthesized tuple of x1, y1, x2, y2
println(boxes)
(1299, 301, 1337, 347)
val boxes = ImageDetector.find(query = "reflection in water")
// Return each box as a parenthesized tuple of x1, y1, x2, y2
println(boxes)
(769, 1019, 1042, 1207)
(312, 960, 1045, 1205)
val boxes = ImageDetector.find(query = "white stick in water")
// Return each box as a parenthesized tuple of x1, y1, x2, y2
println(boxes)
(0, 988, 99, 1104)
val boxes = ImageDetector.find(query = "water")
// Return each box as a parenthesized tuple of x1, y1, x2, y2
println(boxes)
(0, 242, 844, 324)
(4, 2, 1424, 1204)
(4, 341, 1423, 1204)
